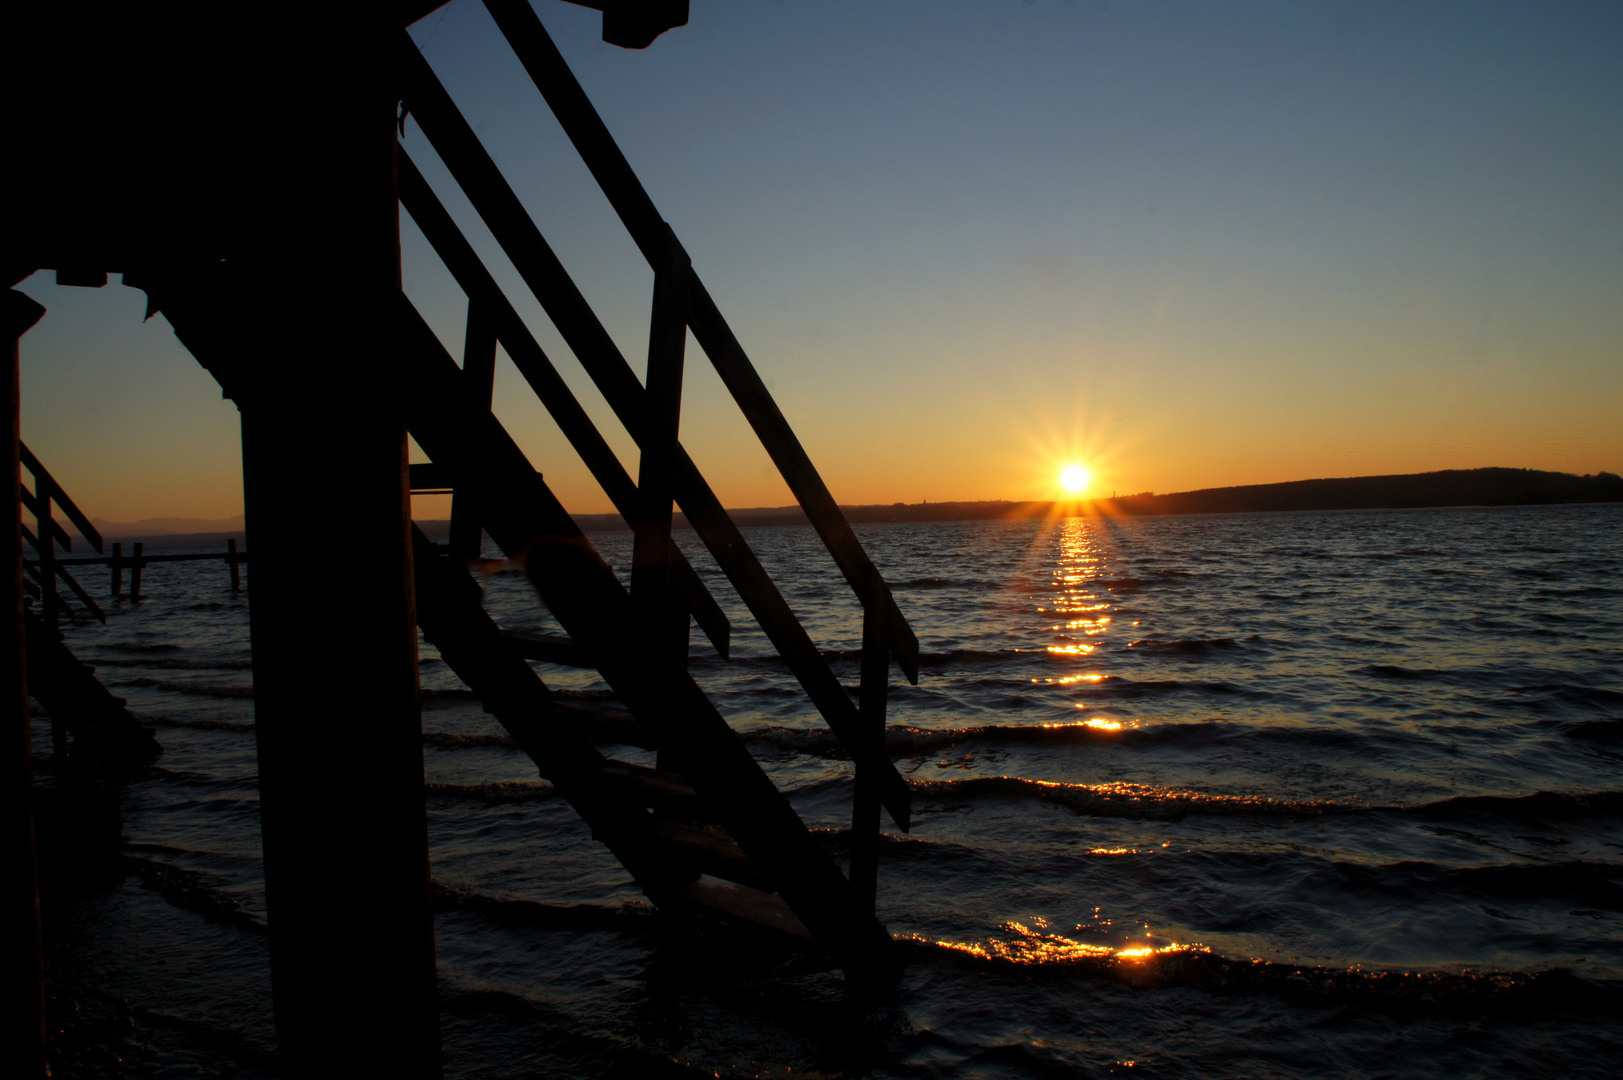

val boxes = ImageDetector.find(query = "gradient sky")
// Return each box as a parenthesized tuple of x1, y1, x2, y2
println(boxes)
(16, 0, 1623, 523)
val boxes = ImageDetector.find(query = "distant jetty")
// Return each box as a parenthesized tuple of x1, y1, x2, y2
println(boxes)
(553, 467, 1623, 533)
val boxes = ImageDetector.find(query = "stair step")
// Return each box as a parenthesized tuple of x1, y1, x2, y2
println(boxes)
(644, 820, 770, 891)
(594, 760, 706, 818)
(670, 875, 812, 940)
(499, 630, 591, 667)
(540, 696, 658, 749)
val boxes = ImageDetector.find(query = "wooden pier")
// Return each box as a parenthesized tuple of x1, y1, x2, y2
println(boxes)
(28, 537, 248, 604)
(9, 2, 912, 1074)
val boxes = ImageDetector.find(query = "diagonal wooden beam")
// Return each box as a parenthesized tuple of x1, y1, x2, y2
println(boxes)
(475, 0, 920, 682)
(397, 297, 898, 979)
(396, 149, 729, 659)
(393, 91, 911, 829)
(19, 443, 102, 554)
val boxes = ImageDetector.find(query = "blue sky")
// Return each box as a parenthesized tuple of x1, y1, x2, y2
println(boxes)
(17, 0, 1622, 521)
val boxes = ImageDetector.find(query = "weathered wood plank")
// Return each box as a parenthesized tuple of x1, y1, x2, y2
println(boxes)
(644, 819, 769, 891)
(671, 876, 813, 941)
(593, 759, 705, 817)
(495, 630, 591, 668)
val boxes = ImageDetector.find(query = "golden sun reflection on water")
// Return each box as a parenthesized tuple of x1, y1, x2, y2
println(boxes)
(909, 920, 1193, 967)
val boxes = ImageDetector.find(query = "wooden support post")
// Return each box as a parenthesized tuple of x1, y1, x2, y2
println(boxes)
(448, 301, 496, 559)
(128, 542, 143, 602)
(226, 538, 240, 591)
(110, 541, 122, 596)
(2, 289, 47, 1079)
(852, 569, 889, 915)
(241, 16, 440, 1075)
(35, 478, 56, 634)
(631, 224, 689, 668)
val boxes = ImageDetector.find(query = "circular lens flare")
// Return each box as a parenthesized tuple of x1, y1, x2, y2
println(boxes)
(1059, 464, 1091, 495)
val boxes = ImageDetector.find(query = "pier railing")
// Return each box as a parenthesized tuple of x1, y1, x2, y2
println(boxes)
(396, 0, 918, 909)
(18, 443, 247, 610)
(20, 442, 105, 627)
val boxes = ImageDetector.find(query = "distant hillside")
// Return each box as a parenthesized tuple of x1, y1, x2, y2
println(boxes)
(1095, 468, 1622, 517)
(68, 468, 1620, 543)
(87, 515, 246, 539)
(570, 467, 1621, 531)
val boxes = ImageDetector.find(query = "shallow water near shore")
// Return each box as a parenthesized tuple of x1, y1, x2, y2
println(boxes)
(39, 502, 1623, 1076)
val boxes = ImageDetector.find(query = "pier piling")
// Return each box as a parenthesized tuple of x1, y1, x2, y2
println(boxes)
(3, 288, 48, 1077)
(237, 18, 440, 1075)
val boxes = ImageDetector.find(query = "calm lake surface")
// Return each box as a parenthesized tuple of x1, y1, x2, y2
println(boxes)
(40, 503, 1623, 1077)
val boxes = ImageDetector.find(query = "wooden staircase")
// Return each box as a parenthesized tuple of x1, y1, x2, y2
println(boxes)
(140, 0, 919, 982)
(16, 444, 158, 764)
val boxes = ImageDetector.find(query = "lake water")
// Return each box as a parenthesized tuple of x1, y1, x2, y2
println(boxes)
(39, 502, 1623, 1077)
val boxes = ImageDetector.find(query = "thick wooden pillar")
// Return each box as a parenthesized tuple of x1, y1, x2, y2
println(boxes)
(2, 289, 47, 1077)
(240, 16, 439, 1077)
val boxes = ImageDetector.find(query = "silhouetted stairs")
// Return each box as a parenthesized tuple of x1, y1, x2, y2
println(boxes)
(25, 608, 159, 763)
(146, 268, 896, 978)
(138, 1, 921, 982)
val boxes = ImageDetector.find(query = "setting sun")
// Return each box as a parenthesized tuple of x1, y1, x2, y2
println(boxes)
(1059, 464, 1091, 495)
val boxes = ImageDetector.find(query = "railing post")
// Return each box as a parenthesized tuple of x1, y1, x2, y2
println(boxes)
(243, 17, 441, 1073)
(34, 477, 57, 635)
(226, 538, 241, 592)
(449, 300, 496, 559)
(110, 541, 123, 596)
(129, 542, 143, 601)
(2, 288, 48, 1078)
(852, 568, 890, 916)
(631, 224, 690, 668)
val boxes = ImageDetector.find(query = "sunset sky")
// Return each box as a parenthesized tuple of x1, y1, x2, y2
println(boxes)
(15, 0, 1622, 524)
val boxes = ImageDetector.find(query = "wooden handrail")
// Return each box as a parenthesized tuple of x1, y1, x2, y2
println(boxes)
(19, 485, 73, 553)
(20, 442, 102, 554)
(395, 149, 730, 659)
(394, 106, 913, 827)
(468, 2, 921, 682)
